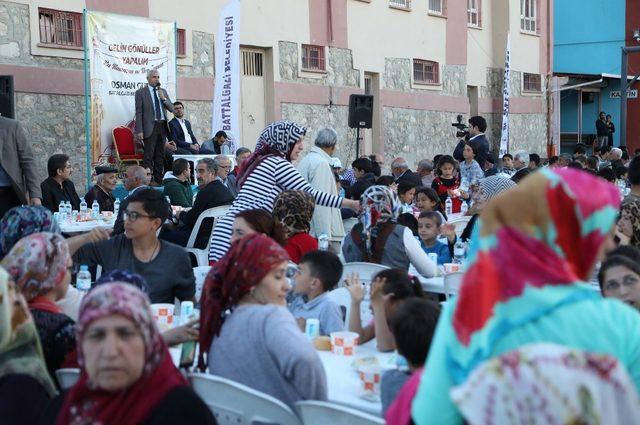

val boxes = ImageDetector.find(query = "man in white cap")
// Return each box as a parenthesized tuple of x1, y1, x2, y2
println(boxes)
(297, 128, 345, 254)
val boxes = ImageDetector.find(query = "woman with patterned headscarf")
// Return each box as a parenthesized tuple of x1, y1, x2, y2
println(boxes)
(201, 233, 327, 409)
(412, 168, 640, 425)
(46, 283, 215, 425)
(0, 206, 59, 259)
(1, 232, 76, 377)
(0, 267, 57, 425)
(208, 120, 360, 262)
(342, 185, 437, 277)
(273, 190, 318, 263)
(618, 198, 640, 248)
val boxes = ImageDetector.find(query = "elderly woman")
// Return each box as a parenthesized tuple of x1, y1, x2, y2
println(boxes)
(272, 190, 318, 263)
(412, 168, 640, 425)
(342, 185, 437, 277)
(1, 232, 76, 377)
(200, 233, 327, 409)
(0, 267, 58, 425)
(208, 120, 359, 261)
(43, 283, 215, 425)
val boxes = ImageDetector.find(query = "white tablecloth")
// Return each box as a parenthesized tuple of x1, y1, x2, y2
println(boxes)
(59, 220, 115, 234)
(317, 340, 395, 417)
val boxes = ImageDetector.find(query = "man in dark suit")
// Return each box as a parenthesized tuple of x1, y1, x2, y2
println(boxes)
(391, 157, 422, 187)
(160, 157, 233, 248)
(40, 153, 81, 212)
(135, 69, 175, 185)
(0, 116, 41, 217)
(168, 101, 215, 155)
(454, 115, 490, 169)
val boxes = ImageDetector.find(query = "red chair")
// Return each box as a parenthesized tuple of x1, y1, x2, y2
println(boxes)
(112, 126, 144, 171)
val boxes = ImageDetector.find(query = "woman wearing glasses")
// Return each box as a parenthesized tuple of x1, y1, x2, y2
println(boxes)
(69, 188, 195, 304)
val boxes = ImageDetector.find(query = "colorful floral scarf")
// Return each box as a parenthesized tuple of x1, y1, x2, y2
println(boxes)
(199, 233, 290, 370)
(451, 168, 619, 377)
(272, 190, 316, 239)
(237, 120, 306, 189)
(1, 232, 70, 302)
(57, 283, 187, 425)
(357, 185, 401, 260)
(0, 206, 60, 258)
(0, 267, 57, 396)
(620, 198, 640, 248)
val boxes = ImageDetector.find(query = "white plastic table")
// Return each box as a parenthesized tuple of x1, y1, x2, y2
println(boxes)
(317, 340, 395, 417)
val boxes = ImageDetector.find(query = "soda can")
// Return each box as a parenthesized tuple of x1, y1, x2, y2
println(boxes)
(305, 318, 320, 339)
(428, 253, 438, 265)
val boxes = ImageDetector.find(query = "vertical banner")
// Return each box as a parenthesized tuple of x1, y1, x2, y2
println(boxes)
(85, 11, 176, 165)
(499, 34, 511, 157)
(211, 0, 241, 153)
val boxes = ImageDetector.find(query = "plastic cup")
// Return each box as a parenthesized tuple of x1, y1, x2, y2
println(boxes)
(358, 365, 383, 395)
(151, 303, 175, 332)
(330, 331, 359, 356)
(443, 263, 462, 274)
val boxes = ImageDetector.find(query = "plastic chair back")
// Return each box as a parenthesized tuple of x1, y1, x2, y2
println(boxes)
(448, 216, 471, 237)
(193, 266, 212, 302)
(295, 400, 384, 425)
(55, 368, 80, 390)
(185, 205, 231, 266)
(339, 262, 390, 286)
(188, 373, 302, 425)
(444, 272, 464, 300)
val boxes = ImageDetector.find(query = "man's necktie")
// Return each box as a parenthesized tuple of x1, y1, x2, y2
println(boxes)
(153, 87, 162, 121)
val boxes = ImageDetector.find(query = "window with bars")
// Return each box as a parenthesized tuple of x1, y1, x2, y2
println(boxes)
(428, 0, 444, 14)
(389, 0, 411, 9)
(413, 59, 439, 84)
(523, 73, 542, 92)
(242, 51, 263, 76)
(520, 0, 537, 33)
(301, 44, 326, 71)
(467, 0, 481, 26)
(177, 29, 186, 57)
(38, 8, 83, 48)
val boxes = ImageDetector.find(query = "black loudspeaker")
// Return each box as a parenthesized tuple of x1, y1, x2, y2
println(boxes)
(0, 76, 14, 119)
(348, 94, 373, 129)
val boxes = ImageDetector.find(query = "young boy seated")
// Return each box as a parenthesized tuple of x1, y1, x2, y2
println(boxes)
(381, 298, 440, 416)
(501, 153, 516, 176)
(288, 250, 345, 336)
(417, 212, 452, 265)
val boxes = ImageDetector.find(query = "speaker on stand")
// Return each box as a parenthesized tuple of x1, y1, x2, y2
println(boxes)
(348, 94, 373, 157)
(0, 76, 14, 119)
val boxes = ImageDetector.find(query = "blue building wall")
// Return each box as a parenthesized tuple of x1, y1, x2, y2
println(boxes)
(554, 0, 626, 75)
(555, 0, 626, 146)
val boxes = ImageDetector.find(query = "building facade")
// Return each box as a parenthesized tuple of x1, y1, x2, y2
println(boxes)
(554, 0, 640, 152)
(0, 0, 551, 191)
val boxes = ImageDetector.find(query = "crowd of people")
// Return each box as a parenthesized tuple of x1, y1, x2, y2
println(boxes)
(2, 106, 640, 425)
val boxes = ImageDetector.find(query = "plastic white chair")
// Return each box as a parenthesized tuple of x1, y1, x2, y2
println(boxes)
(448, 215, 471, 237)
(193, 266, 212, 302)
(185, 205, 231, 266)
(55, 368, 80, 389)
(340, 262, 390, 286)
(295, 400, 384, 425)
(188, 373, 302, 425)
(444, 272, 464, 300)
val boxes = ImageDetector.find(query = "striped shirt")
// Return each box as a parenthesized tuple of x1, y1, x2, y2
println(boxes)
(208, 156, 343, 260)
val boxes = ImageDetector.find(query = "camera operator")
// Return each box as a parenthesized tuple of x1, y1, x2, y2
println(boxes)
(453, 116, 490, 172)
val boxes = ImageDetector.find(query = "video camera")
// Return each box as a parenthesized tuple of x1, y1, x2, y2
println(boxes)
(452, 114, 469, 139)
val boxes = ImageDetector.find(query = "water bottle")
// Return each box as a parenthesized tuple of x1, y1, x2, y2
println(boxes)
(453, 239, 465, 264)
(114, 197, 121, 216)
(91, 200, 100, 219)
(76, 265, 92, 295)
(65, 201, 72, 217)
(58, 200, 66, 215)
(318, 234, 329, 251)
(460, 201, 469, 215)
(445, 197, 453, 217)
(80, 197, 88, 213)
